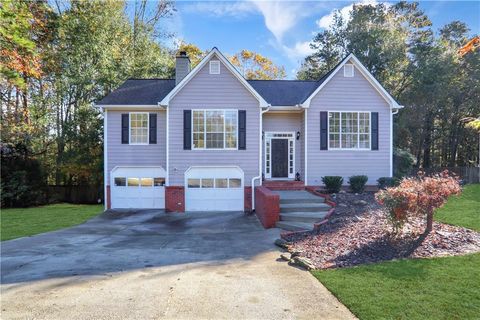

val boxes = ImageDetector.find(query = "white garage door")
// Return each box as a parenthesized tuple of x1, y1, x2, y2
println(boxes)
(111, 166, 165, 209)
(185, 166, 244, 212)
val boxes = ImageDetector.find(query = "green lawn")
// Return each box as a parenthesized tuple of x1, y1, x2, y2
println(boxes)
(1, 203, 103, 241)
(435, 184, 480, 231)
(313, 183, 480, 320)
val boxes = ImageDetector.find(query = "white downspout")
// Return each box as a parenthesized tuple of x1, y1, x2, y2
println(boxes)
(251, 105, 271, 211)
(391, 108, 399, 177)
(103, 108, 108, 210)
(304, 107, 308, 185)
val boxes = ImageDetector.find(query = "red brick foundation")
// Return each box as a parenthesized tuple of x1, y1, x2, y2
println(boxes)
(244, 186, 252, 212)
(106, 185, 111, 209)
(165, 186, 185, 212)
(254, 186, 280, 228)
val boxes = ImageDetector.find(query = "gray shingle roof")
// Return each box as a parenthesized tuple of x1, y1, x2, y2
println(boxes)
(97, 79, 175, 105)
(97, 56, 348, 106)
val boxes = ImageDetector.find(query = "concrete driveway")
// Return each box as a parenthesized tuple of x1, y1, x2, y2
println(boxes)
(1, 210, 355, 319)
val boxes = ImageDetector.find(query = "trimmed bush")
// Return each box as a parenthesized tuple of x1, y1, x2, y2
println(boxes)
(393, 148, 416, 178)
(322, 176, 343, 193)
(377, 177, 400, 189)
(348, 175, 368, 193)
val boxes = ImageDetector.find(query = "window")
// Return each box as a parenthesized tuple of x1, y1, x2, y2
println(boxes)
(114, 177, 126, 186)
(329, 112, 370, 150)
(153, 177, 165, 186)
(193, 110, 238, 149)
(127, 177, 140, 186)
(229, 178, 241, 188)
(140, 178, 153, 187)
(130, 113, 148, 144)
(188, 179, 200, 188)
(209, 61, 220, 74)
(215, 178, 228, 188)
(344, 64, 354, 77)
(201, 178, 214, 188)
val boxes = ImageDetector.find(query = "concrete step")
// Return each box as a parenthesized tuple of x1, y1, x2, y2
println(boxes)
(280, 203, 331, 213)
(280, 211, 328, 223)
(280, 197, 325, 204)
(276, 221, 315, 232)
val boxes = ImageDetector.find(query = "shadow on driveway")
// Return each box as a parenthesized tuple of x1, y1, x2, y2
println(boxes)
(1, 210, 280, 285)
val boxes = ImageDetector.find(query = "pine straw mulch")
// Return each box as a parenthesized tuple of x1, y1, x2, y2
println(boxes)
(282, 192, 480, 269)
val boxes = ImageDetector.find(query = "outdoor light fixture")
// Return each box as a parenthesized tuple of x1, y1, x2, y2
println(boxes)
(295, 172, 301, 181)
(296, 131, 301, 140)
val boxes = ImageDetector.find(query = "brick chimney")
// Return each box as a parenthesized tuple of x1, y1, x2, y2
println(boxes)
(175, 51, 191, 85)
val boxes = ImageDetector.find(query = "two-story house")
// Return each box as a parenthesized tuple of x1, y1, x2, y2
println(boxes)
(96, 47, 402, 212)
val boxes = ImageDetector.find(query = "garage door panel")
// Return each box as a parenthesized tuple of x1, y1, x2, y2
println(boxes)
(111, 166, 165, 209)
(185, 167, 244, 212)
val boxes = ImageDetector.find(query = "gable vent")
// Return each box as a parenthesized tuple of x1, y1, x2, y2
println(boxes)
(209, 60, 220, 74)
(344, 64, 354, 77)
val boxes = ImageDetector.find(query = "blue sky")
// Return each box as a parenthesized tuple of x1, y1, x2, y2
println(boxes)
(163, 1, 480, 78)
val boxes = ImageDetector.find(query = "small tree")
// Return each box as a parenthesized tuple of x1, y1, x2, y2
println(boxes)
(375, 171, 461, 234)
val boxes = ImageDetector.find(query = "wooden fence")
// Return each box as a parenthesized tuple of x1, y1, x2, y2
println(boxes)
(410, 167, 480, 184)
(46, 185, 103, 204)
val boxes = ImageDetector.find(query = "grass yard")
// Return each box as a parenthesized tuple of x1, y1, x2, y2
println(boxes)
(313, 183, 480, 320)
(435, 184, 480, 231)
(1, 203, 103, 241)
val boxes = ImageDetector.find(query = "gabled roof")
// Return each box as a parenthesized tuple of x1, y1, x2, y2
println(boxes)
(97, 79, 175, 105)
(159, 47, 269, 108)
(96, 50, 402, 109)
(300, 53, 403, 109)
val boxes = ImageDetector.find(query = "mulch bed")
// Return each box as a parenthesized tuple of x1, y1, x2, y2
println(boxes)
(282, 191, 480, 269)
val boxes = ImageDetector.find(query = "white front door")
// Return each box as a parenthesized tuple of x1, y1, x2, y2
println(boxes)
(185, 166, 244, 211)
(111, 166, 165, 209)
(265, 132, 295, 179)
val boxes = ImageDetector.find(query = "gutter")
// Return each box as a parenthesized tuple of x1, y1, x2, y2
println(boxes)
(251, 105, 271, 211)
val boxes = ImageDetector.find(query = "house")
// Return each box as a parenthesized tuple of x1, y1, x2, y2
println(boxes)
(96, 47, 402, 212)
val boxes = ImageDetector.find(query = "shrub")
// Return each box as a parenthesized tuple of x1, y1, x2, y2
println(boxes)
(375, 170, 461, 234)
(377, 177, 400, 189)
(322, 176, 343, 193)
(393, 148, 416, 178)
(348, 175, 368, 193)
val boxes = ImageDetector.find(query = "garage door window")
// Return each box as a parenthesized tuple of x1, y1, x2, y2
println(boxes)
(229, 178, 241, 188)
(140, 178, 153, 187)
(127, 178, 140, 186)
(188, 179, 200, 188)
(201, 179, 214, 188)
(114, 177, 126, 186)
(215, 178, 228, 188)
(154, 177, 165, 186)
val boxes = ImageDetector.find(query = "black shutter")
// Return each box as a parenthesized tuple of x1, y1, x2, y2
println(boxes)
(238, 110, 246, 150)
(183, 110, 191, 150)
(149, 113, 157, 144)
(320, 111, 328, 150)
(121, 114, 129, 144)
(371, 112, 379, 150)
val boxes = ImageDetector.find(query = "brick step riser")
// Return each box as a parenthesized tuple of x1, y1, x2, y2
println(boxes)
(264, 186, 305, 191)
(280, 207, 330, 213)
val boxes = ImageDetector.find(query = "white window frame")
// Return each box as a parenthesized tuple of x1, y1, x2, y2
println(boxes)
(264, 132, 295, 179)
(209, 60, 220, 74)
(344, 64, 354, 77)
(129, 112, 149, 145)
(328, 111, 371, 151)
(192, 109, 239, 150)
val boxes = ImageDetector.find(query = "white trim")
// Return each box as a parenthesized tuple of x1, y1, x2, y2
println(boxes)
(301, 54, 402, 109)
(209, 60, 220, 74)
(264, 132, 295, 179)
(327, 111, 372, 151)
(160, 48, 269, 108)
(96, 105, 161, 110)
(191, 109, 239, 150)
(390, 110, 393, 177)
(128, 112, 149, 145)
(304, 108, 308, 185)
(104, 110, 108, 210)
(166, 104, 170, 186)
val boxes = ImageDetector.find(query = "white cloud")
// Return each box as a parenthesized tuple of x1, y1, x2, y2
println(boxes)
(183, 1, 257, 18)
(317, 0, 379, 29)
(281, 41, 314, 59)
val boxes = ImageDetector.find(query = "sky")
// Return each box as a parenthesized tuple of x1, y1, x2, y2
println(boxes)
(161, 0, 480, 78)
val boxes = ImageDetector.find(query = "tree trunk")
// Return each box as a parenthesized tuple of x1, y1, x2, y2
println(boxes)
(425, 210, 434, 233)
